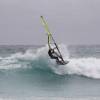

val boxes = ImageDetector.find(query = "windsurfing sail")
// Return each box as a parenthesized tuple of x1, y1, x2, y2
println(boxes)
(40, 16, 68, 64)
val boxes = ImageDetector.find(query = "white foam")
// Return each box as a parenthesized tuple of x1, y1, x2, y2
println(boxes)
(53, 57, 100, 79)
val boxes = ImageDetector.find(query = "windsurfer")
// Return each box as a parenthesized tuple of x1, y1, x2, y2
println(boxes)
(48, 48, 66, 64)
(41, 16, 69, 65)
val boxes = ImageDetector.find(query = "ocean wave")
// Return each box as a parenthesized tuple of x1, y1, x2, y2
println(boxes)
(0, 44, 100, 79)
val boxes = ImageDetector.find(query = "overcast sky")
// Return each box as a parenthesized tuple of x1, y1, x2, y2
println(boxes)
(0, 0, 100, 45)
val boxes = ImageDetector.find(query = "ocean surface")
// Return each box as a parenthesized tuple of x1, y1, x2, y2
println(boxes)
(0, 44, 100, 100)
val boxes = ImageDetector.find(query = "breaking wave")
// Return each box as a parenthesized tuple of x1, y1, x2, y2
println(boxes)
(0, 44, 100, 79)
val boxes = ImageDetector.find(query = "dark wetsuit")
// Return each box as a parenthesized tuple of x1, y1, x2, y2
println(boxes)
(48, 49, 68, 65)
(48, 49, 59, 60)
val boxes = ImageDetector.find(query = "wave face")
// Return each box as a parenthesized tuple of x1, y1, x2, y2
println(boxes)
(0, 45, 100, 79)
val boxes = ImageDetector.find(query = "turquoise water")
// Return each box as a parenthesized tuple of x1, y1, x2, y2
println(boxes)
(0, 45, 100, 99)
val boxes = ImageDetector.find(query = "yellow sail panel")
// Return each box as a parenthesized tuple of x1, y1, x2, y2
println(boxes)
(40, 16, 52, 48)
(40, 16, 52, 36)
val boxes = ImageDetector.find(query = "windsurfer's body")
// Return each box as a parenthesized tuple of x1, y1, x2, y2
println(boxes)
(48, 48, 67, 65)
